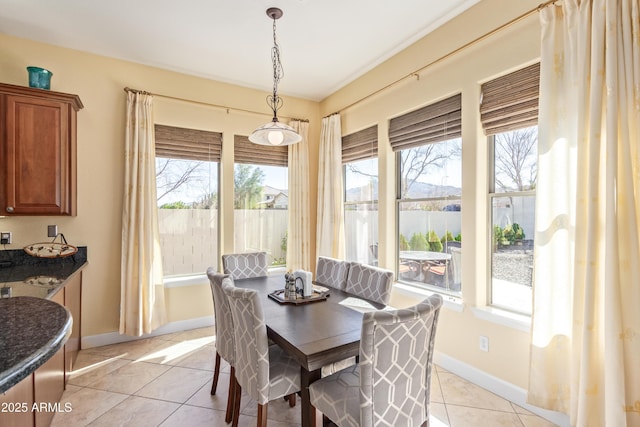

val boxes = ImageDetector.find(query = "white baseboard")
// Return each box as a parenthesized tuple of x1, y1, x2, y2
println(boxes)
(434, 351, 569, 427)
(81, 316, 214, 349)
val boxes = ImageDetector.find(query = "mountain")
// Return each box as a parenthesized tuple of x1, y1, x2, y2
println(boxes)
(346, 181, 461, 200)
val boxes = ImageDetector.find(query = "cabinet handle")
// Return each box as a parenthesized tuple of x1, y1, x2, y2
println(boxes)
(6, 207, 14, 213)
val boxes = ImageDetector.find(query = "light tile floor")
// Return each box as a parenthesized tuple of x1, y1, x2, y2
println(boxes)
(51, 327, 558, 427)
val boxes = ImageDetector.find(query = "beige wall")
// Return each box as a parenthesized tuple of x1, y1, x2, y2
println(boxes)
(320, 0, 541, 389)
(0, 33, 320, 335)
(2, 0, 542, 392)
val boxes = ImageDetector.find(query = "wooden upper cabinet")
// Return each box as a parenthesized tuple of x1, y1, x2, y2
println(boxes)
(0, 83, 83, 216)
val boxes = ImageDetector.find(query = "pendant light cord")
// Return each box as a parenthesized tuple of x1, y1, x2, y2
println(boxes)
(267, 15, 284, 121)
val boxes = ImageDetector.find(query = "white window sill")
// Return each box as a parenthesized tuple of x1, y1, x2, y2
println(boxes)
(470, 306, 531, 333)
(164, 274, 208, 288)
(392, 282, 464, 312)
(163, 266, 286, 289)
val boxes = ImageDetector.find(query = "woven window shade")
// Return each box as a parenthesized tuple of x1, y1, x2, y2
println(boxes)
(155, 124, 222, 162)
(234, 135, 288, 167)
(480, 62, 540, 135)
(342, 125, 378, 164)
(389, 94, 462, 152)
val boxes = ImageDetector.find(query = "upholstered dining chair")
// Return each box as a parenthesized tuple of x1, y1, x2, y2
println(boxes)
(222, 251, 268, 279)
(205, 268, 236, 423)
(309, 294, 444, 427)
(315, 256, 351, 291)
(345, 263, 394, 305)
(222, 278, 301, 427)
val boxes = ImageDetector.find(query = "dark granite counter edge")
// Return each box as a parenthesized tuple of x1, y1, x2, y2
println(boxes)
(0, 298, 73, 394)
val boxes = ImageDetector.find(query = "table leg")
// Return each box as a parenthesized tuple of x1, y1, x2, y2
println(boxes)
(300, 367, 321, 427)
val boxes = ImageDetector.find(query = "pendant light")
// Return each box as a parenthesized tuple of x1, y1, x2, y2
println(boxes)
(249, 7, 302, 146)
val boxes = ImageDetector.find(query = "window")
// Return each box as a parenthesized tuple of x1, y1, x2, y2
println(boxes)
(481, 63, 539, 314)
(343, 126, 378, 265)
(155, 125, 221, 277)
(391, 95, 463, 295)
(233, 135, 288, 266)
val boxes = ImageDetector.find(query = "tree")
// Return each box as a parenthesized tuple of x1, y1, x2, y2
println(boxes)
(494, 127, 537, 191)
(234, 164, 265, 209)
(159, 201, 190, 209)
(156, 158, 206, 202)
(192, 192, 218, 209)
(399, 143, 458, 197)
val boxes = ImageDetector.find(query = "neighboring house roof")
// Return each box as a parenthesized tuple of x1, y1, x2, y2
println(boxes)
(258, 186, 288, 208)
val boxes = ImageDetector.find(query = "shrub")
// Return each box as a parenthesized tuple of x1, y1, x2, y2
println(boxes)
(399, 234, 410, 251)
(493, 225, 503, 247)
(440, 230, 455, 244)
(512, 223, 525, 241)
(427, 230, 443, 252)
(409, 232, 428, 251)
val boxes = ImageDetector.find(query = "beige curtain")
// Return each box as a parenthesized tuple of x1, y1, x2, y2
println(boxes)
(287, 120, 311, 271)
(316, 114, 345, 259)
(120, 91, 167, 336)
(528, 2, 640, 426)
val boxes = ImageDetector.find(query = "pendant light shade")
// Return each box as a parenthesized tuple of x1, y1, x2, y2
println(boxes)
(249, 7, 301, 146)
(249, 119, 302, 146)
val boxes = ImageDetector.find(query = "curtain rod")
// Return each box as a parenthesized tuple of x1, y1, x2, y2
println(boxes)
(335, 0, 558, 114)
(123, 87, 309, 123)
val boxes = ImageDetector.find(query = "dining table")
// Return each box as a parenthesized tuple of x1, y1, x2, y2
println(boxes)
(234, 274, 385, 427)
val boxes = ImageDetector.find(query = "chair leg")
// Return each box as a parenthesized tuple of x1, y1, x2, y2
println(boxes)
(232, 376, 242, 427)
(286, 393, 296, 407)
(225, 366, 235, 423)
(211, 351, 221, 395)
(257, 403, 268, 427)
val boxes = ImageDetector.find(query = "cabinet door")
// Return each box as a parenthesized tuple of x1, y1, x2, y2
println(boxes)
(0, 375, 35, 427)
(3, 94, 73, 215)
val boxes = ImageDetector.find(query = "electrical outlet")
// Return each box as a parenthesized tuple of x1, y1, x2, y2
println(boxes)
(47, 225, 58, 238)
(479, 335, 489, 352)
(1, 232, 12, 245)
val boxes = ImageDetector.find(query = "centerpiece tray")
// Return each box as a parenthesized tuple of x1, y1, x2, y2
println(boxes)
(268, 288, 329, 305)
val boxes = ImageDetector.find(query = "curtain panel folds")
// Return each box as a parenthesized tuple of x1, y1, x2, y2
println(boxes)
(529, 2, 640, 426)
(120, 91, 167, 336)
(316, 114, 345, 259)
(287, 120, 311, 271)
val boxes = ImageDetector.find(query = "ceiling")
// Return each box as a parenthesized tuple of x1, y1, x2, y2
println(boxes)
(0, 0, 480, 101)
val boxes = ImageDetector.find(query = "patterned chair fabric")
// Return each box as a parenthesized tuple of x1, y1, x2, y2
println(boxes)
(222, 252, 268, 280)
(309, 294, 444, 427)
(205, 269, 236, 422)
(206, 268, 235, 365)
(315, 256, 351, 290)
(345, 263, 394, 305)
(221, 279, 300, 405)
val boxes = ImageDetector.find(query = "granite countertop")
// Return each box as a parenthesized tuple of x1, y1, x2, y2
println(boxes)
(0, 246, 87, 300)
(0, 246, 87, 393)
(0, 296, 72, 393)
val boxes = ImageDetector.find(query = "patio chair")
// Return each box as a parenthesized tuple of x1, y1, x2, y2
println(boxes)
(222, 251, 268, 279)
(205, 268, 236, 423)
(309, 294, 444, 427)
(448, 247, 462, 292)
(222, 279, 300, 427)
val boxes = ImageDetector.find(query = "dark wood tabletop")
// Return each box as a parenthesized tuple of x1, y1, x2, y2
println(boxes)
(235, 274, 384, 427)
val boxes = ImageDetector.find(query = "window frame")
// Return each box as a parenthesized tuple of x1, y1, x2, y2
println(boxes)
(394, 143, 462, 297)
(487, 131, 536, 315)
(154, 125, 222, 279)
